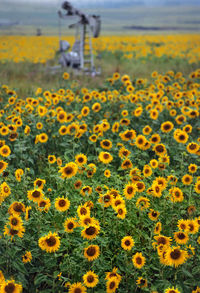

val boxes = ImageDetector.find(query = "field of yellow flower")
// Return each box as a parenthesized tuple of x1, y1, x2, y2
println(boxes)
(0, 62, 200, 293)
(1, 35, 200, 64)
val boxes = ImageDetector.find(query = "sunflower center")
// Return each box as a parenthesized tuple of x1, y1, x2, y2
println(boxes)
(156, 145, 164, 152)
(87, 247, 96, 256)
(0, 162, 4, 168)
(125, 240, 131, 246)
(86, 226, 96, 235)
(39, 201, 46, 207)
(127, 187, 133, 194)
(74, 289, 81, 293)
(87, 275, 94, 283)
(10, 229, 18, 235)
(104, 195, 110, 202)
(80, 207, 87, 215)
(103, 154, 109, 159)
(157, 237, 167, 245)
(45, 236, 56, 247)
(5, 283, 15, 293)
(178, 233, 186, 240)
(36, 180, 42, 187)
(32, 190, 40, 198)
(170, 249, 181, 260)
(64, 167, 73, 175)
(103, 141, 110, 146)
(136, 257, 142, 264)
(11, 218, 18, 226)
(152, 211, 157, 217)
(67, 222, 74, 229)
(13, 203, 23, 212)
(58, 199, 66, 207)
(109, 281, 116, 289)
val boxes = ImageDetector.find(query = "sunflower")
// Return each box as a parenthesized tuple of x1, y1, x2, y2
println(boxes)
(27, 189, 43, 203)
(194, 181, 200, 194)
(84, 244, 100, 261)
(92, 102, 101, 112)
(1, 182, 11, 197)
(121, 158, 132, 170)
(98, 152, 113, 164)
(118, 147, 131, 158)
(0, 280, 22, 293)
(68, 282, 86, 293)
(123, 183, 137, 199)
(104, 169, 111, 178)
(148, 209, 160, 221)
(143, 165, 152, 177)
(98, 192, 113, 207)
(38, 232, 60, 253)
(121, 236, 134, 251)
(8, 202, 25, 215)
(38, 133, 48, 143)
(136, 277, 148, 288)
(170, 187, 184, 203)
(59, 125, 68, 135)
(81, 224, 100, 240)
(153, 143, 167, 156)
(34, 178, 46, 189)
(74, 180, 82, 190)
(161, 121, 174, 133)
(59, 162, 78, 179)
(116, 204, 127, 219)
(22, 251, 32, 263)
(135, 181, 145, 192)
(165, 246, 188, 267)
(0, 160, 8, 174)
(173, 129, 188, 144)
(174, 231, 189, 245)
(100, 139, 112, 150)
(48, 155, 56, 164)
(83, 271, 99, 288)
(154, 222, 162, 234)
(164, 287, 181, 293)
(182, 174, 193, 185)
(75, 154, 87, 166)
(9, 215, 23, 229)
(153, 235, 172, 248)
(64, 217, 78, 233)
(0, 145, 11, 157)
(135, 135, 147, 150)
(80, 186, 92, 196)
(89, 134, 97, 142)
(57, 111, 67, 123)
(77, 205, 90, 218)
(132, 252, 146, 269)
(186, 142, 199, 154)
(55, 197, 70, 212)
(142, 125, 152, 135)
(38, 198, 51, 212)
(112, 122, 119, 133)
(120, 129, 136, 141)
(186, 219, 199, 234)
(4, 224, 25, 240)
(106, 277, 120, 293)
(150, 133, 161, 144)
(188, 164, 197, 174)
(136, 197, 150, 210)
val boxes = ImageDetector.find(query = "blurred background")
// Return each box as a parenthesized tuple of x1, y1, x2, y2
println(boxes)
(1, 0, 200, 35)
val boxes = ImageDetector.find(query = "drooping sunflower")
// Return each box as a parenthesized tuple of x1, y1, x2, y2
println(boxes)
(75, 153, 87, 166)
(59, 162, 78, 179)
(84, 244, 100, 261)
(68, 282, 86, 293)
(165, 246, 188, 267)
(174, 231, 189, 245)
(8, 201, 25, 215)
(98, 152, 113, 164)
(55, 197, 70, 212)
(0, 160, 8, 174)
(153, 235, 172, 248)
(154, 222, 162, 234)
(194, 181, 200, 194)
(136, 197, 150, 210)
(64, 217, 78, 233)
(81, 224, 100, 240)
(82, 271, 99, 288)
(121, 236, 134, 251)
(136, 277, 148, 288)
(0, 279, 22, 293)
(132, 252, 146, 269)
(22, 251, 32, 263)
(38, 232, 60, 253)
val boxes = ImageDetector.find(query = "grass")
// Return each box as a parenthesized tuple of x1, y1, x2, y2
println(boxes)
(1, 53, 200, 98)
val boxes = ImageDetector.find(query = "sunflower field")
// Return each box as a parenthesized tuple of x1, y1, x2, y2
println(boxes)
(0, 55, 200, 293)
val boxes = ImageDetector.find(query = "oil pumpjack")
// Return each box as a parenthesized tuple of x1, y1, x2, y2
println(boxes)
(58, 1, 101, 75)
